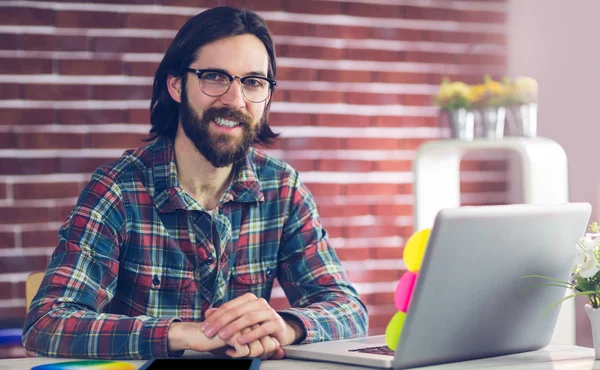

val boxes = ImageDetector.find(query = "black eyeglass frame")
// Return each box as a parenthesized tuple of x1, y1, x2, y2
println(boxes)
(184, 68, 277, 103)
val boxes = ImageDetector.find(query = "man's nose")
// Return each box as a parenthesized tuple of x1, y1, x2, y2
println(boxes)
(220, 78, 245, 109)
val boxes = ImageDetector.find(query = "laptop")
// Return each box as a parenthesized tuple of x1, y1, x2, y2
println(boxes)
(284, 203, 591, 369)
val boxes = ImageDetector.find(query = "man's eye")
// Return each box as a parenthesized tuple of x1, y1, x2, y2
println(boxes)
(244, 78, 264, 88)
(202, 73, 227, 82)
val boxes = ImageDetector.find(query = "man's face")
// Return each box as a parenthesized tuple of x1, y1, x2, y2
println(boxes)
(179, 34, 271, 168)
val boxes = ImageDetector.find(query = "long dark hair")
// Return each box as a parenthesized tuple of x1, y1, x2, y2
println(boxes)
(148, 7, 279, 146)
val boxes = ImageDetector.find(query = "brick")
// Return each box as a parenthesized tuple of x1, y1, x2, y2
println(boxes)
(94, 85, 152, 100)
(398, 138, 428, 150)
(304, 183, 344, 197)
(401, 94, 435, 106)
(461, 181, 508, 193)
(319, 204, 370, 218)
(370, 246, 404, 260)
(286, 0, 342, 14)
(0, 231, 16, 249)
(375, 160, 412, 172)
(163, 0, 218, 5)
(0, 158, 59, 175)
(0, 33, 19, 50)
(310, 24, 371, 39)
(22, 230, 59, 249)
(279, 45, 342, 60)
(0, 206, 53, 224)
(0, 283, 14, 300)
(402, 5, 459, 21)
(0, 306, 26, 321)
(58, 109, 125, 125)
(344, 138, 400, 150)
(314, 114, 371, 127)
(127, 109, 151, 124)
(276, 67, 318, 81)
(87, 133, 148, 149)
(17, 132, 85, 149)
(58, 157, 111, 174)
(373, 71, 431, 84)
(268, 112, 312, 127)
(460, 10, 506, 23)
(55, 10, 121, 28)
(282, 159, 316, 172)
(318, 159, 372, 172)
(127, 61, 159, 77)
(373, 204, 412, 217)
(345, 2, 400, 18)
(0, 7, 53, 26)
(335, 248, 369, 261)
(0, 83, 21, 99)
(59, 59, 123, 75)
(282, 137, 343, 150)
(344, 48, 400, 62)
(22, 34, 89, 52)
(287, 90, 343, 104)
(23, 84, 91, 101)
(347, 269, 402, 283)
(0, 183, 6, 199)
(124, 13, 178, 29)
(13, 182, 82, 200)
(318, 69, 372, 83)
(346, 92, 400, 105)
(0, 132, 17, 149)
(344, 224, 399, 239)
(0, 255, 50, 274)
(269, 21, 311, 37)
(0, 109, 54, 125)
(91, 36, 163, 53)
(0, 58, 53, 74)
(269, 296, 290, 311)
(347, 183, 403, 196)
(55, 205, 76, 223)
(372, 28, 424, 42)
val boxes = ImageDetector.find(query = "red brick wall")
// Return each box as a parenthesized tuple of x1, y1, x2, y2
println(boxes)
(0, 0, 507, 337)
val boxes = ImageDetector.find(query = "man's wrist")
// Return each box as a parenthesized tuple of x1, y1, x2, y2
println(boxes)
(167, 322, 189, 352)
(283, 315, 306, 345)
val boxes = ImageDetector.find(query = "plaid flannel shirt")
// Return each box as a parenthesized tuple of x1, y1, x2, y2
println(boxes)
(22, 136, 368, 359)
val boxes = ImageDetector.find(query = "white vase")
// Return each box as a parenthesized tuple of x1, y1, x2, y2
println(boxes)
(584, 304, 600, 359)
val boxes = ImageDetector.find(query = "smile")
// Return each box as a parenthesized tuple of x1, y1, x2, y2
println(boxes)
(214, 117, 241, 128)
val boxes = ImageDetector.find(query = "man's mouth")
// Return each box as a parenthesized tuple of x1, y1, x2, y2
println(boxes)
(213, 117, 242, 128)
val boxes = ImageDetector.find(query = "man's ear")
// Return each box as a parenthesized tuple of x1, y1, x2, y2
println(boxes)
(167, 74, 182, 103)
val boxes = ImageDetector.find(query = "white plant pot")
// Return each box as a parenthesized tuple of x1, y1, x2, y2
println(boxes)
(584, 304, 600, 359)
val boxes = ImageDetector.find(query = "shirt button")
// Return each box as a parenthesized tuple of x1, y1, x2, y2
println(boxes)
(206, 256, 214, 264)
(266, 269, 273, 278)
(152, 274, 160, 285)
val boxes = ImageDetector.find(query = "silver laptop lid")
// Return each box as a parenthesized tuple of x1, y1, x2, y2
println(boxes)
(394, 203, 591, 369)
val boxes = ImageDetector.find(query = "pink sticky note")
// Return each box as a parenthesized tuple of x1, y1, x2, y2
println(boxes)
(394, 271, 417, 313)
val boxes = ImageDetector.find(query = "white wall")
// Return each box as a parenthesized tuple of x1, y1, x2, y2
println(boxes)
(507, 0, 600, 347)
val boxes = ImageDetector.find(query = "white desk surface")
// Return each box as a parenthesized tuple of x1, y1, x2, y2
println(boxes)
(1, 345, 598, 370)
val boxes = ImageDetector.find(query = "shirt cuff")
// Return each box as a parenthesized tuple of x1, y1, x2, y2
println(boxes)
(278, 309, 317, 344)
(140, 317, 184, 358)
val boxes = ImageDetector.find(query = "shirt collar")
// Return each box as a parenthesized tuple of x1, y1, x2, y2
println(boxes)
(151, 136, 264, 213)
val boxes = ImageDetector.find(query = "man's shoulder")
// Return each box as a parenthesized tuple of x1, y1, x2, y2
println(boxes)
(248, 147, 297, 178)
(92, 140, 155, 184)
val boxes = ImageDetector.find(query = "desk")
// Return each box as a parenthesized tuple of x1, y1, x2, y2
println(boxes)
(0, 345, 597, 370)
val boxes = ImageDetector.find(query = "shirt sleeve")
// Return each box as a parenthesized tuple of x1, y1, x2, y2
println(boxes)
(21, 168, 181, 359)
(276, 171, 369, 343)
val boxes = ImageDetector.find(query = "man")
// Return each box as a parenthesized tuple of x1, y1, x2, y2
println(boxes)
(22, 7, 368, 360)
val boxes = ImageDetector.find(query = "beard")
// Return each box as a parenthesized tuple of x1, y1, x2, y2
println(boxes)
(179, 91, 261, 168)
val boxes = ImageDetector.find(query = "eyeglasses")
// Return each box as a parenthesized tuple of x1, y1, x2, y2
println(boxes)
(184, 68, 276, 103)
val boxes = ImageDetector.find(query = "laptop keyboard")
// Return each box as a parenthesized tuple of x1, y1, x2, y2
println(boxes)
(349, 345, 395, 356)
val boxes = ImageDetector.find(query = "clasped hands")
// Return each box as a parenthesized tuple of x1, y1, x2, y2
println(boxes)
(168, 293, 304, 359)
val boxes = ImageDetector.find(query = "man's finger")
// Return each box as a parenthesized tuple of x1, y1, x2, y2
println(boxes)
(201, 294, 258, 336)
(271, 348, 285, 360)
(237, 319, 284, 344)
(218, 310, 273, 340)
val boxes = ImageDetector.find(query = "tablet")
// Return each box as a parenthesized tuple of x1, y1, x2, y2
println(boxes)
(139, 358, 260, 370)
